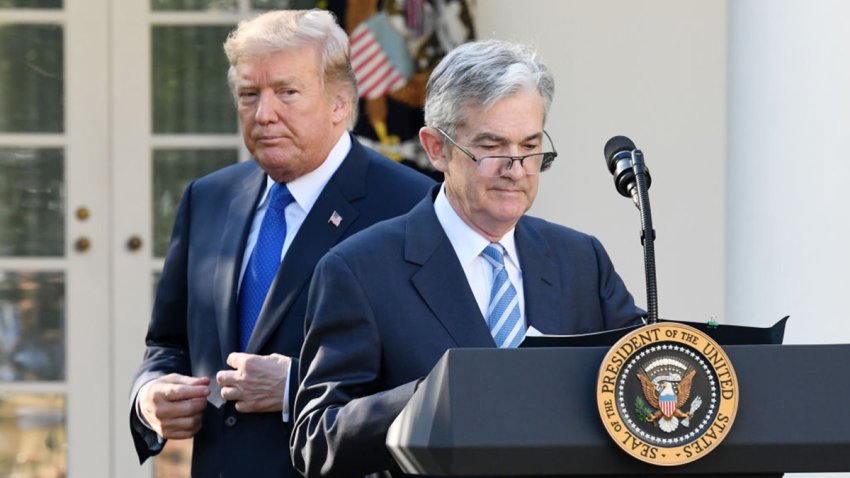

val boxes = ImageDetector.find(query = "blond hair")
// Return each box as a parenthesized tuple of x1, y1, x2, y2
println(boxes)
(224, 9, 358, 128)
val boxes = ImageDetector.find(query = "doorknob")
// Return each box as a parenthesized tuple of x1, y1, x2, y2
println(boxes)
(74, 237, 91, 253)
(75, 206, 90, 221)
(126, 235, 143, 251)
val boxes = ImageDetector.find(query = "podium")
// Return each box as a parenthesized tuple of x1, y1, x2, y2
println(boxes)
(387, 344, 850, 476)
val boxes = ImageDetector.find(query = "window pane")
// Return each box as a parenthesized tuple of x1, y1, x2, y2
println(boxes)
(0, 271, 64, 381)
(0, 393, 66, 477)
(0, 0, 62, 8)
(151, 0, 235, 11)
(0, 24, 63, 133)
(250, 0, 294, 10)
(0, 148, 64, 257)
(153, 149, 238, 257)
(152, 26, 236, 134)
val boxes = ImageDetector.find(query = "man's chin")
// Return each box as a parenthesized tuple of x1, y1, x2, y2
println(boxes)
(489, 191, 530, 208)
(252, 153, 299, 180)
(254, 149, 294, 166)
(491, 202, 529, 224)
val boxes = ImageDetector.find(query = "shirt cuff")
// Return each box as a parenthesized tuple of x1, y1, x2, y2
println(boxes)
(281, 360, 292, 423)
(135, 380, 165, 445)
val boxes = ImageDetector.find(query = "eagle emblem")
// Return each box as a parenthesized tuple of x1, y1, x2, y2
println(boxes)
(636, 357, 703, 433)
(597, 323, 739, 466)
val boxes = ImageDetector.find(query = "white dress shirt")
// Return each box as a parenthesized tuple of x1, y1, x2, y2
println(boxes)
(432, 184, 527, 328)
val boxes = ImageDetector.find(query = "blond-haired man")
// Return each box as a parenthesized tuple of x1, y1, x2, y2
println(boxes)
(130, 10, 433, 477)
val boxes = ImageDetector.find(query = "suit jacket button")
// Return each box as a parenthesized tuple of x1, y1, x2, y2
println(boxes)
(224, 416, 237, 427)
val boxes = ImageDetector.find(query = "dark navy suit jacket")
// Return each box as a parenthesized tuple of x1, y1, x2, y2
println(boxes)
(292, 186, 644, 477)
(130, 136, 434, 477)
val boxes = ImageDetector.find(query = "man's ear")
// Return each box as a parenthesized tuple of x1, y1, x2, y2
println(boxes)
(329, 89, 353, 126)
(419, 127, 449, 173)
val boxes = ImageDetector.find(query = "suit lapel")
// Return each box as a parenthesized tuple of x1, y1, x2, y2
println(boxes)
(406, 193, 495, 348)
(515, 218, 563, 334)
(245, 137, 367, 353)
(213, 166, 265, 363)
(246, 182, 358, 352)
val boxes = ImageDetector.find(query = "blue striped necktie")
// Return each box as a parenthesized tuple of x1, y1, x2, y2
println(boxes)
(237, 183, 294, 351)
(481, 243, 525, 348)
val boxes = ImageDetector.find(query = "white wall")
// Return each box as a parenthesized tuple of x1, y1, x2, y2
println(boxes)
(476, 0, 728, 323)
(727, 0, 850, 345)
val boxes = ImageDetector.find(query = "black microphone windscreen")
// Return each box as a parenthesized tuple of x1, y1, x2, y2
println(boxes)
(604, 135, 636, 172)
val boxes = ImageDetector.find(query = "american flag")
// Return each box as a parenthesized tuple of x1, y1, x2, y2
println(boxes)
(350, 12, 413, 100)
(328, 211, 343, 227)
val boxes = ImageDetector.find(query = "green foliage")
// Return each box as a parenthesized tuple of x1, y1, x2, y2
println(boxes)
(634, 395, 655, 423)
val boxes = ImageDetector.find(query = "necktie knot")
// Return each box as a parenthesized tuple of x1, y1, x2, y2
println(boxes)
(481, 243, 506, 270)
(269, 183, 294, 211)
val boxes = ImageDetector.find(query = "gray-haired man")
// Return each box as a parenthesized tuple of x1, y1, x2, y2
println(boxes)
(291, 39, 643, 477)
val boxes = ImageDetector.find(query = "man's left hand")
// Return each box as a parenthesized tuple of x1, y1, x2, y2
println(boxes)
(217, 352, 290, 413)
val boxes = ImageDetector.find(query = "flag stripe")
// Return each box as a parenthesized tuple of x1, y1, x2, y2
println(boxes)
(363, 70, 402, 99)
(351, 41, 381, 71)
(357, 56, 390, 87)
(359, 61, 392, 93)
(349, 27, 370, 52)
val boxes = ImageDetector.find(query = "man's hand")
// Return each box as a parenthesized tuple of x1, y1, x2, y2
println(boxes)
(217, 352, 290, 413)
(139, 373, 210, 439)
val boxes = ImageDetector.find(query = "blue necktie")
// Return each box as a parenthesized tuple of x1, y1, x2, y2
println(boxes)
(481, 244, 525, 348)
(238, 183, 294, 351)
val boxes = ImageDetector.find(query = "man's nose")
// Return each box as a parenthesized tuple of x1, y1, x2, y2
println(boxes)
(254, 91, 279, 124)
(502, 157, 527, 179)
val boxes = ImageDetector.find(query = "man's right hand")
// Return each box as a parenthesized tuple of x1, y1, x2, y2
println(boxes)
(138, 373, 210, 440)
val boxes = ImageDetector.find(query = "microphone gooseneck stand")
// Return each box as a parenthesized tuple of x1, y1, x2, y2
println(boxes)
(630, 150, 658, 324)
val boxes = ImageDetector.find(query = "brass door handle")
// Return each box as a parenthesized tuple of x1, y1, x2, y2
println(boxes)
(74, 237, 91, 253)
(75, 206, 90, 221)
(126, 235, 143, 251)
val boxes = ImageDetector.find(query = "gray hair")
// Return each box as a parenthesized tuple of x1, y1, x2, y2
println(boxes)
(423, 39, 554, 136)
(223, 9, 359, 128)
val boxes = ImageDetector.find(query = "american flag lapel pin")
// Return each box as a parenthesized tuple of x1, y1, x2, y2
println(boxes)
(328, 211, 343, 227)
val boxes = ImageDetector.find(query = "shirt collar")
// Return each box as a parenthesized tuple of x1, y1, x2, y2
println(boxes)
(433, 184, 520, 269)
(258, 131, 351, 211)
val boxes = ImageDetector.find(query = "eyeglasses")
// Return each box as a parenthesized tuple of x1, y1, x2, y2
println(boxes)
(435, 127, 558, 177)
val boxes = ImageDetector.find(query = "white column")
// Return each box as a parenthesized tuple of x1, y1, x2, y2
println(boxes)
(728, 1, 850, 343)
(729, 5, 850, 477)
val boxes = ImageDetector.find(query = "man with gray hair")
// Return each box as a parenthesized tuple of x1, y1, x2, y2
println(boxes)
(291, 39, 643, 477)
(129, 9, 432, 477)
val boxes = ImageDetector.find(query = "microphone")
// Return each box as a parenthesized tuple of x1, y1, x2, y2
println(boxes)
(603, 135, 658, 323)
(604, 135, 651, 206)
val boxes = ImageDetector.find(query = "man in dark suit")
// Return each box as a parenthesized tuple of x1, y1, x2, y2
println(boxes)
(291, 39, 644, 477)
(129, 10, 433, 477)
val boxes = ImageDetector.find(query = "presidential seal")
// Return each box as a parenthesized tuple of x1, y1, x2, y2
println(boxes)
(596, 322, 738, 466)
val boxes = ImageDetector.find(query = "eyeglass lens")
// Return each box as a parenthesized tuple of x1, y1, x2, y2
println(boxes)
(478, 154, 546, 176)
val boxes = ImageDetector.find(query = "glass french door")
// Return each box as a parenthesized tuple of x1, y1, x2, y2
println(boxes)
(112, 1, 293, 478)
(0, 0, 111, 477)
(2, 1, 288, 477)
